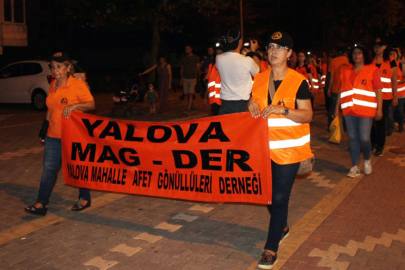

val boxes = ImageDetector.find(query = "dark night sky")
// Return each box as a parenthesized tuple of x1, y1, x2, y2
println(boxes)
(1, 0, 405, 78)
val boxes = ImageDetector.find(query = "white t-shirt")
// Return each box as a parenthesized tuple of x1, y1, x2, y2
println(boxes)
(216, 52, 260, 100)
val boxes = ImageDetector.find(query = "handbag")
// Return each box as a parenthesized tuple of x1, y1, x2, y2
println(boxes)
(296, 156, 315, 176)
(328, 116, 344, 144)
(269, 73, 315, 176)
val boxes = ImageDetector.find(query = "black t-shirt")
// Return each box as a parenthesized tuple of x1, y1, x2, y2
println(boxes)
(375, 59, 396, 69)
(268, 80, 311, 107)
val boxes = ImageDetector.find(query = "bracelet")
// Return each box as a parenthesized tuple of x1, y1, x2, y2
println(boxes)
(72, 104, 76, 111)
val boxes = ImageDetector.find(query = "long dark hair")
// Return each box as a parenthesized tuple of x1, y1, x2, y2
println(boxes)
(349, 44, 372, 65)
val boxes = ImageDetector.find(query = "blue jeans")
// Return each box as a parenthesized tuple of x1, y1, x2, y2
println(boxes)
(264, 160, 299, 253)
(37, 136, 90, 205)
(344, 115, 374, 166)
(387, 98, 405, 129)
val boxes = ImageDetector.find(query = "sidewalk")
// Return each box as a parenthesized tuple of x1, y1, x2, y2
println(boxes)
(0, 91, 404, 270)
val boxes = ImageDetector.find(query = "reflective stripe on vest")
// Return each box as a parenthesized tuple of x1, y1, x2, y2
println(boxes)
(269, 134, 310, 149)
(397, 83, 405, 96)
(252, 68, 313, 165)
(321, 75, 326, 87)
(396, 62, 405, 97)
(373, 59, 393, 100)
(340, 65, 378, 117)
(207, 63, 222, 105)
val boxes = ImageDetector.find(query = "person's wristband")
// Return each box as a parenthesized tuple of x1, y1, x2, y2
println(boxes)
(72, 104, 76, 111)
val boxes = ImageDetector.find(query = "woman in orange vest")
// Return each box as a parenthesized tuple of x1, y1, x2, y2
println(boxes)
(388, 48, 405, 133)
(25, 52, 96, 216)
(295, 51, 315, 107)
(334, 44, 383, 177)
(370, 37, 398, 156)
(248, 31, 313, 269)
(308, 54, 322, 95)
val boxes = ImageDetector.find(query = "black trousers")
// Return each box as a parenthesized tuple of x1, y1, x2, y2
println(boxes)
(371, 99, 392, 150)
(218, 100, 248, 115)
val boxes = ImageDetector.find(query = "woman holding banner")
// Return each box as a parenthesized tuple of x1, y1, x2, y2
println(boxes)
(24, 52, 95, 216)
(248, 31, 313, 269)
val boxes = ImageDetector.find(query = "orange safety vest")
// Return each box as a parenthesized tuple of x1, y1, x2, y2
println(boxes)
(207, 63, 222, 105)
(261, 60, 269, 73)
(310, 65, 319, 93)
(321, 63, 327, 88)
(252, 69, 313, 165)
(396, 62, 405, 97)
(340, 65, 378, 118)
(373, 59, 393, 100)
(295, 65, 310, 87)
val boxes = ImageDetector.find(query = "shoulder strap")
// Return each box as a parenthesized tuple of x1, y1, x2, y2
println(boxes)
(269, 72, 276, 102)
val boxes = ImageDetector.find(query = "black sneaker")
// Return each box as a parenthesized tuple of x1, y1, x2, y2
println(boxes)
(374, 148, 383, 157)
(257, 252, 277, 269)
(179, 94, 185, 100)
(280, 227, 289, 244)
(386, 129, 393, 136)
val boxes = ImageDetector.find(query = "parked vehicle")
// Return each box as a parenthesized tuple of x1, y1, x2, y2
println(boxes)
(0, 60, 87, 110)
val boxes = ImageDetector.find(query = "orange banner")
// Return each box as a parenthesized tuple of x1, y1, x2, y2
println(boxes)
(62, 112, 272, 205)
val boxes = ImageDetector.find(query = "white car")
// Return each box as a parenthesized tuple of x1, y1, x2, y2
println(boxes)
(0, 60, 87, 110)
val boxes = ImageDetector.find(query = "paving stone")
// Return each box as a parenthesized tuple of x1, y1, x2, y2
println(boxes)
(188, 205, 214, 213)
(171, 212, 199, 222)
(133, 232, 163, 243)
(154, 222, 182, 232)
(83, 256, 119, 270)
(110, 243, 142, 256)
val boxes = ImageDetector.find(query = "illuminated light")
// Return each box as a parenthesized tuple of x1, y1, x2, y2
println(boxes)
(216, 43, 220, 47)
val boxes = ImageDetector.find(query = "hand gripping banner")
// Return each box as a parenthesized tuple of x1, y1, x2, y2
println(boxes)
(62, 112, 272, 205)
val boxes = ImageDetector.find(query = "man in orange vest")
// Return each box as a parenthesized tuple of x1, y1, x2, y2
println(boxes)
(205, 44, 224, 116)
(371, 37, 398, 156)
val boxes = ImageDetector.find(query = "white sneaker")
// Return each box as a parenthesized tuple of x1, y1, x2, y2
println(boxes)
(347, 166, 360, 178)
(364, 160, 372, 175)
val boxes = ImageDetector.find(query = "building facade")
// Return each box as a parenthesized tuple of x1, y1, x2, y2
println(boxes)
(0, 0, 27, 55)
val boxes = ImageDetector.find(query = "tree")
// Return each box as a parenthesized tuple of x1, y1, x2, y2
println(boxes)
(61, 0, 240, 66)
(316, 0, 405, 49)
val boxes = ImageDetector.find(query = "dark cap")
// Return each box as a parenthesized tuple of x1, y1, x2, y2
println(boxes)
(374, 37, 387, 46)
(49, 52, 71, 63)
(225, 28, 241, 50)
(267, 31, 293, 49)
(353, 43, 368, 51)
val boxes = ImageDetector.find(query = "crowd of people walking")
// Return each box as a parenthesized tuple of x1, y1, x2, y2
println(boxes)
(23, 27, 405, 270)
